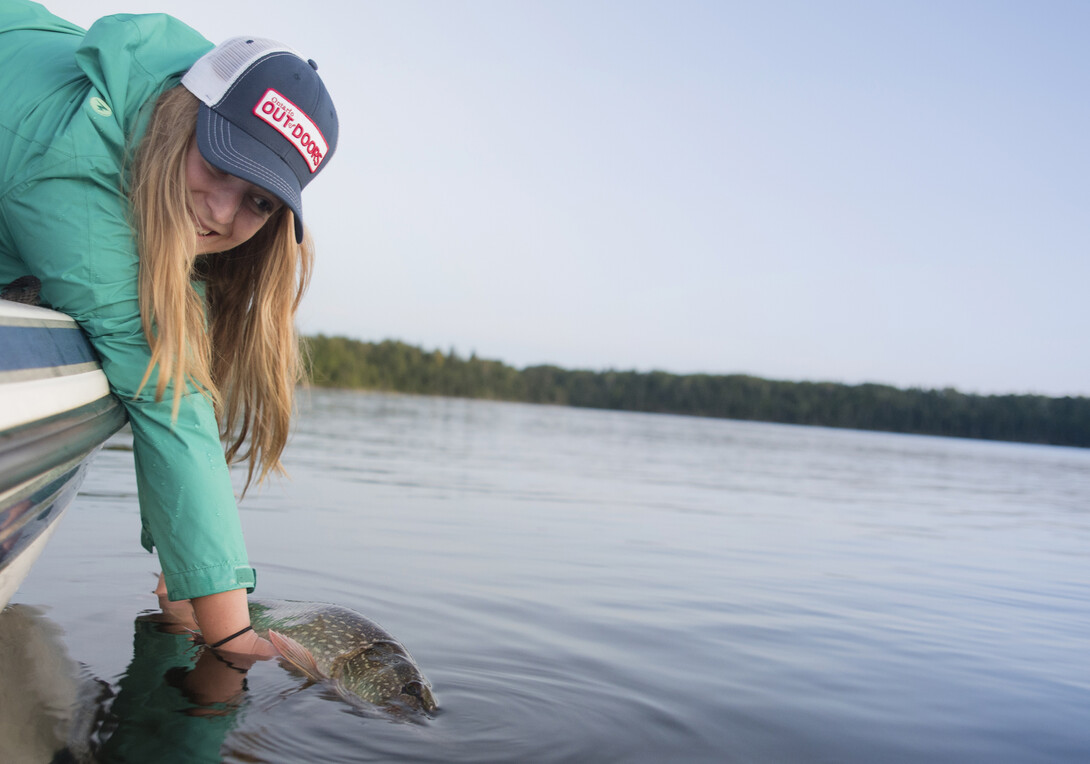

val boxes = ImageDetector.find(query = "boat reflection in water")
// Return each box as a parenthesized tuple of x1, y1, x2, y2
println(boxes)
(0, 603, 103, 762)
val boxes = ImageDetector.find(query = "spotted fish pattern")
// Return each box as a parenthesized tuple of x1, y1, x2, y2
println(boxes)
(247, 599, 437, 714)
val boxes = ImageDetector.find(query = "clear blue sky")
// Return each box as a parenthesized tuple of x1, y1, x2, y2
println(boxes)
(44, 1, 1090, 396)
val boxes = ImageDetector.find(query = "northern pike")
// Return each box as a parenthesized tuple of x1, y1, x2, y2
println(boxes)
(247, 599, 437, 714)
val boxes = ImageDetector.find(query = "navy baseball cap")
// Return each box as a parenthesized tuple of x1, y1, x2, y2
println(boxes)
(182, 37, 339, 243)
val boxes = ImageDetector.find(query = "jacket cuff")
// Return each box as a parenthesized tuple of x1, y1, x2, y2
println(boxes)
(162, 564, 256, 601)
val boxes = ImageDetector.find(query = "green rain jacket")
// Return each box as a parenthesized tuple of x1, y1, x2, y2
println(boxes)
(0, 1, 256, 600)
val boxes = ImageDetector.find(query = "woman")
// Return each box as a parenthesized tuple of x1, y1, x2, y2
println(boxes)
(0, 1, 338, 659)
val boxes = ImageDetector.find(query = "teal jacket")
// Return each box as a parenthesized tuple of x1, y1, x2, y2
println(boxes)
(0, 1, 256, 600)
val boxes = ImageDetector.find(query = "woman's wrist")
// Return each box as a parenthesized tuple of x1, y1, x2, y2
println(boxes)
(185, 588, 278, 660)
(208, 624, 253, 649)
(212, 631, 278, 662)
(190, 587, 252, 646)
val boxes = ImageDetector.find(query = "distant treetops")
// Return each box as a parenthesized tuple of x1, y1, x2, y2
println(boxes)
(304, 335, 1090, 449)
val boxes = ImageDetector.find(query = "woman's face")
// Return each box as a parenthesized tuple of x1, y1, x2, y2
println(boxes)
(185, 137, 283, 254)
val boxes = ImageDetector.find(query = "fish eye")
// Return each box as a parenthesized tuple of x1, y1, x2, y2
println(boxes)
(401, 682, 423, 698)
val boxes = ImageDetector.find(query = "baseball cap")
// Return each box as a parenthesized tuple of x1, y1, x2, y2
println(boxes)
(181, 37, 339, 243)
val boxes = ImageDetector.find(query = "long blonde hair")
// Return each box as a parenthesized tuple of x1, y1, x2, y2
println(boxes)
(128, 85, 313, 491)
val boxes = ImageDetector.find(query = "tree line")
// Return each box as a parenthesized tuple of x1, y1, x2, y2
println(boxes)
(304, 334, 1090, 448)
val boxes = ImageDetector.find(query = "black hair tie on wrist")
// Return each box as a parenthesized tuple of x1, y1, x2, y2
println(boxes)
(209, 625, 253, 649)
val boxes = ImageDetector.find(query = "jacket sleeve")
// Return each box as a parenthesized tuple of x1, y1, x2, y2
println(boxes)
(1, 166, 256, 601)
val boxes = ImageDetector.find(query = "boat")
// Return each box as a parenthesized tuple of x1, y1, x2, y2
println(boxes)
(0, 299, 126, 609)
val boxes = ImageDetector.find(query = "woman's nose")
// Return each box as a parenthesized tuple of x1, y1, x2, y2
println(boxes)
(205, 186, 245, 226)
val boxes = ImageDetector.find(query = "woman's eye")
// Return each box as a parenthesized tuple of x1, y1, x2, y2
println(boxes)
(252, 196, 275, 215)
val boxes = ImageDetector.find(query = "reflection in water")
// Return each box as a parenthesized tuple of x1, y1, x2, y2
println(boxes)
(0, 605, 250, 764)
(94, 617, 245, 764)
(0, 604, 98, 763)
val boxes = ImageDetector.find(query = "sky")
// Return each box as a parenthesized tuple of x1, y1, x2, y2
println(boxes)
(41, 0, 1090, 397)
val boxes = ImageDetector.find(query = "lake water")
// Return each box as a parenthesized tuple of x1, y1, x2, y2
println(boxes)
(4, 388, 1090, 762)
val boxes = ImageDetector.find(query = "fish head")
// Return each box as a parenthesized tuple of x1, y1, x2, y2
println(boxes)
(396, 677, 438, 714)
(340, 642, 438, 714)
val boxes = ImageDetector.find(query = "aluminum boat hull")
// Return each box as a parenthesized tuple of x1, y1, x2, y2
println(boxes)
(0, 301, 126, 608)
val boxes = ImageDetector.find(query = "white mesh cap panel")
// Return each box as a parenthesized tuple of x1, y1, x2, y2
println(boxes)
(182, 37, 300, 106)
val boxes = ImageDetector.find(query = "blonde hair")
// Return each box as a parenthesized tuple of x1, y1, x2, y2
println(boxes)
(128, 85, 313, 491)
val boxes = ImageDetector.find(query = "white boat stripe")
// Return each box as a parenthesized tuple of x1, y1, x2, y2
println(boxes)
(0, 370, 113, 432)
(0, 301, 78, 324)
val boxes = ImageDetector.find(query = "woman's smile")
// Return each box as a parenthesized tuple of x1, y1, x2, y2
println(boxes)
(184, 136, 281, 254)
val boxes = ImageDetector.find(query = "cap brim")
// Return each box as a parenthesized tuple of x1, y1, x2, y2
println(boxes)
(195, 105, 305, 243)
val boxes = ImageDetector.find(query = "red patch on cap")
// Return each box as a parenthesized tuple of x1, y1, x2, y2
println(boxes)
(253, 89, 328, 173)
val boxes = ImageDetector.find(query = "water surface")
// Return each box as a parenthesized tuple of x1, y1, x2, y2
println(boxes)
(6, 389, 1090, 762)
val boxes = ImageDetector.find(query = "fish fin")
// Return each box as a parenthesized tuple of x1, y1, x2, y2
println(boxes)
(268, 629, 326, 682)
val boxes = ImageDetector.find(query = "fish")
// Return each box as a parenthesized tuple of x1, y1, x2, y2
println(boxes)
(247, 598, 437, 715)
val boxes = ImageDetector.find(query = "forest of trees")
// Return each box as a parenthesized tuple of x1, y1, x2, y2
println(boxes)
(304, 334, 1090, 449)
